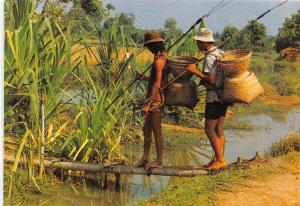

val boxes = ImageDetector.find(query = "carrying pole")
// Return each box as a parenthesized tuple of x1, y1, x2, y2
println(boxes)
(105, 0, 232, 111)
(142, 0, 289, 105)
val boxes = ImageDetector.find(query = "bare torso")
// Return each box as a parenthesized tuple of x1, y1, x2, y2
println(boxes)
(146, 53, 169, 102)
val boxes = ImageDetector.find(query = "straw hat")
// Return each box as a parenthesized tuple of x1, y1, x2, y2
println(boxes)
(144, 31, 164, 46)
(193, 27, 215, 42)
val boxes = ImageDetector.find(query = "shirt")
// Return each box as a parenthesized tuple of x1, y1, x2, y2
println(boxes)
(203, 47, 224, 103)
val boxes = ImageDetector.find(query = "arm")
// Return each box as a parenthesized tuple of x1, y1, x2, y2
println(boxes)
(188, 64, 216, 85)
(136, 72, 150, 81)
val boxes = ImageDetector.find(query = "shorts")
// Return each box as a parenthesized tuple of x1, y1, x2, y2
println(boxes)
(149, 101, 164, 113)
(205, 102, 229, 120)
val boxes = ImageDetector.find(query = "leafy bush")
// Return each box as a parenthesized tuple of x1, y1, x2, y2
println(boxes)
(275, 9, 300, 52)
(268, 133, 300, 157)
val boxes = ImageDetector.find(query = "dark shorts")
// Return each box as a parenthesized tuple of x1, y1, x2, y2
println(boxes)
(205, 102, 229, 120)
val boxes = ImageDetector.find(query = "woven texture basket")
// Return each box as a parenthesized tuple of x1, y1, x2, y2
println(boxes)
(167, 56, 199, 80)
(222, 71, 264, 104)
(219, 50, 251, 76)
(165, 79, 198, 109)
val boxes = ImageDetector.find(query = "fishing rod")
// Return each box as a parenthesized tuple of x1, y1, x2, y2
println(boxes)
(105, 0, 233, 111)
(142, 0, 289, 105)
(166, 0, 227, 52)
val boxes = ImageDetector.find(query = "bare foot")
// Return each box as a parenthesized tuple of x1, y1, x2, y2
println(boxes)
(134, 159, 149, 167)
(206, 160, 227, 171)
(145, 161, 163, 169)
(203, 156, 216, 167)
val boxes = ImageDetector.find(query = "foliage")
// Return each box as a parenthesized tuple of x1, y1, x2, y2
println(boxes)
(220, 21, 271, 52)
(221, 25, 239, 50)
(4, 0, 139, 200)
(64, 0, 107, 36)
(103, 12, 144, 45)
(4, 0, 76, 144)
(242, 20, 268, 52)
(268, 132, 300, 157)
(275, 9, 300, 52)
(4, 0, 80, 198)
(160, 17, 183, 48)
(62, 19, 138, 162)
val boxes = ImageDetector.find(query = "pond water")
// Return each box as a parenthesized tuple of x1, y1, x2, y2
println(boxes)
(26, 107, 300, 206)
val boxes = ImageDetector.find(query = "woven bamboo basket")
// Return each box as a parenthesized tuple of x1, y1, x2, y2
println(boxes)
(219, 50, 251, 76)
(165, 79, 198, 109)
(167, 56, 199, 80)
(222, 71, 264, 104)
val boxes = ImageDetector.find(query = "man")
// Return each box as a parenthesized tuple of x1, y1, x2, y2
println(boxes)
(135, 31, 169, 168)
(187, 27, 228, 170)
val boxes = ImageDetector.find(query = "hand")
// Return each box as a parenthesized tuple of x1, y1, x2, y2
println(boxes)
(187, 64, 198, 74)
(142, 105, 151, 116)
(135, 72, 144, 80)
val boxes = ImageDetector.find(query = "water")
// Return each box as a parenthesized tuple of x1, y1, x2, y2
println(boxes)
(27, 108, 300, 206)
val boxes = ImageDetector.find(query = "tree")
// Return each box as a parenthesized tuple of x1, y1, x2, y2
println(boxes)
(214, 32, 222, 45)
(67, 0, 107, 35)
(106, 3, 115, 15)
(275, 9, 300, 52)
(221, 25, 239, 50)
(104, 12, 135, 29)
(163, 17, 182, 46)
(243, 20, 268, 51)
(119, 13, 135, 28)
(164, 17, 177, 31)
(103, 13, 144, 45)
(80, 0, 104, 17)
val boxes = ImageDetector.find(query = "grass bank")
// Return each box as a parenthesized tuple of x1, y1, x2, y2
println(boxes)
(135, 132, 300, 206)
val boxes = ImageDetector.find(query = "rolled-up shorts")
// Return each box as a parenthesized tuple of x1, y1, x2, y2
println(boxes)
(149, 101, 164, 113)
(205, 102, 229, 120)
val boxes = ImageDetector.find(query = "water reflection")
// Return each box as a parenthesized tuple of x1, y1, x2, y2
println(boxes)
(25, 108, 300, 206)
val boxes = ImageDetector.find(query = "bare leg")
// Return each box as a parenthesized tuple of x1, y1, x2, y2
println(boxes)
(135, 114, 152, 167)
(146, 111, 163, 168)
(206, 116, 226, 167)
(142, 114, 153, 160)
(205, 119, 226, 170)
(216, 116, 225, 155)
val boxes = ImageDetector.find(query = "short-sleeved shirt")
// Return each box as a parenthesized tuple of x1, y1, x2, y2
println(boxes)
(203, 47, 224, 103)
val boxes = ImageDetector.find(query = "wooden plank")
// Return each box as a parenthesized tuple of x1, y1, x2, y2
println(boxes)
(4, 155, 208, 177)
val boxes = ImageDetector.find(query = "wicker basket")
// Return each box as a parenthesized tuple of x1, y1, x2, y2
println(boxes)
(165, 79, 198, 109)
(222, 71, 264, 104)
(167, 56, 199, 80)
(219, 50, 251, 76)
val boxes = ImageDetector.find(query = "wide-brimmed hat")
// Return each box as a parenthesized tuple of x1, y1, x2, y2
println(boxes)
(193, 27, 215, 42)
(144, 31, 164, 47)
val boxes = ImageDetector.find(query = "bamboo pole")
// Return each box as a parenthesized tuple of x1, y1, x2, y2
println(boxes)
(4, 155, 208, 177)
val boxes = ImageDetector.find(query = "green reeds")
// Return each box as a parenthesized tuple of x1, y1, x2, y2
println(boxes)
(5, 2, 140, 200)
(5, 0, 77, 197)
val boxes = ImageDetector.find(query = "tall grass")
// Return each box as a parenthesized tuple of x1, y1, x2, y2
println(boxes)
(4, 0, 141, 201)
(4, 0, 82, 198)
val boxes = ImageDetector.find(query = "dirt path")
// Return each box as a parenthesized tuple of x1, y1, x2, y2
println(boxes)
(260, 96, 300, 107)
(162, 123, 204, 134)
(217, 160, 300, 206)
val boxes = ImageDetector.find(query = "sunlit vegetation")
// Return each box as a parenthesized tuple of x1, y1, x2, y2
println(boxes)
(4, 0, 300, 205)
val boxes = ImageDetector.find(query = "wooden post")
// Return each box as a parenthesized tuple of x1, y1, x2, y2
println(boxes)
(115, 173, 120, 190)
(237, 156, 243, 164)
(103, 173, 108, 189)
